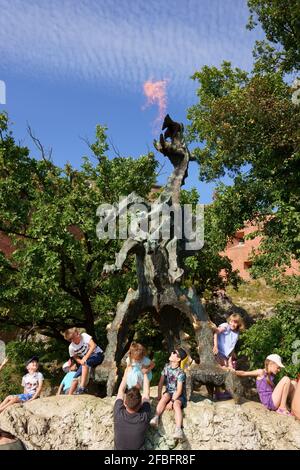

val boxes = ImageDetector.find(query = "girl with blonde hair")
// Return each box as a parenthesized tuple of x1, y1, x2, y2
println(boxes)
(125, 342, 155, 389)
(235, 354, 297, 416)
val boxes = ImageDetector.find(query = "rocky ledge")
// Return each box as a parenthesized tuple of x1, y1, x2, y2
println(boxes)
(0, 394, 300, 450)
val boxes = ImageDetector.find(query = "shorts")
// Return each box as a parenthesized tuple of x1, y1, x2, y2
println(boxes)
(73, 352, 104, 379)
(13, 393, 34, 402)
(263, 396, 277, 411)
(164, 390, 187, 408)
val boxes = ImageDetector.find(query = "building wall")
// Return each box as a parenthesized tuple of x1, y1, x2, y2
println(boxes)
(222, 224, 299, 280)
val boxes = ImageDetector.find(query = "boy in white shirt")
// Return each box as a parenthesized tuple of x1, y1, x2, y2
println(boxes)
(0, 356, 43, 413)
(63, 328, 104, 394)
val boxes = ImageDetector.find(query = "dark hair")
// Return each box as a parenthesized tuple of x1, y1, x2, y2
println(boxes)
(125, 387, 142, 411)
(0, 428, 17, 439)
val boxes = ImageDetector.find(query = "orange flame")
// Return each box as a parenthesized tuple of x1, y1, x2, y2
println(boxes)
(143, 79, 169, 129)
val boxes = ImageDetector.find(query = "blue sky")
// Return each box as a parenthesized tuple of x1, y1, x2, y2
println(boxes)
(0, 0, 263, 203)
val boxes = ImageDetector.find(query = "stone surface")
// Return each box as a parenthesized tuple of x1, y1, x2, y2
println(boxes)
(1, 393, 300, 450)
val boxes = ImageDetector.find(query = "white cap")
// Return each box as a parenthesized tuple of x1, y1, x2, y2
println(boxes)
(62, 359, 71, 373)
(266, 354, 285, 368)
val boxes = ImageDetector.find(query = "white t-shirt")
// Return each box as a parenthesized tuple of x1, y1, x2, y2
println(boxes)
(21, 372, 44, 394)
(68, 333, 102, 358)
(217, 323, 239, 358)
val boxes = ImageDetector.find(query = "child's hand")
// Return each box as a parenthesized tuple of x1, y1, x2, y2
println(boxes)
(166, 401, 173, 411)
(141, 367, 148, 375)
(213, 346, 218, 355)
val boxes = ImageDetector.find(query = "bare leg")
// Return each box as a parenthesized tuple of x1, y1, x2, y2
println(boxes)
(289, 380, 297, 404)
(272, 376, 291, 410)
(80, 365, 89, 388)
(156, 393, 171, 417)
(68, 379, 79, 395)
(0, 397, 20, 413)
(291, 381, 300, 419)
(0, 396, 14, 409)
(173, 400, 183, 428)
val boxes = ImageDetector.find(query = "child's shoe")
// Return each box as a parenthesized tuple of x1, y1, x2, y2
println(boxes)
(276, 408, 292, 416)
(173, 427, 184, 440)
(150, 415, 159, 428)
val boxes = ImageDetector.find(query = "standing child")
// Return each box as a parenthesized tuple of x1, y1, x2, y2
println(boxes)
(63, 328, 104, 395)
(126, 342, 155, 389)
(213, 313, 245, 399)
(235, 354, 297, 416)
(0, 356, 43, 413)
(56, 358, 78, 395)
(150, 348, 187, 440)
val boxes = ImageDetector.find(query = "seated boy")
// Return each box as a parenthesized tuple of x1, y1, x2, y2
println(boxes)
(63, 328, 104, 394)
(0, 356, 43, 413)
(150, 348, 187, 440)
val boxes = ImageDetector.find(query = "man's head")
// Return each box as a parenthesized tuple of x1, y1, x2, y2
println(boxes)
(124, 386, 142, 413)
(26, 356, 39, 373)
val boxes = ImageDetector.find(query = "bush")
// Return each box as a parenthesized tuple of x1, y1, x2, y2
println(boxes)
(0, 362, 22, 401)
(0, 337, 69, 399)
(239, 301, 300, 379)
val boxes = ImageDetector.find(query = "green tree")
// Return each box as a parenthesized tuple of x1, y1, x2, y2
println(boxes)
(239, 301, 300, 378)
(247, 0, 300, 73)
(187, 62, 300, 294)
(0, 112, 157, 340)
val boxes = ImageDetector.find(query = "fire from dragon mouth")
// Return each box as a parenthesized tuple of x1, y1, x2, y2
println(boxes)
(142, 79, 169, 130)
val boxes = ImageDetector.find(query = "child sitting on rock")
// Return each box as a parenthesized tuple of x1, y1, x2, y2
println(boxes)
(235, 353, 297, 416)
(0, 356, 43, 413)
(125, 342, 155, 390)
(57, 358, 78, 395)
(63, 327, 104, 395)
(212, 313, 245, 399)
(150, 347, 187, 440)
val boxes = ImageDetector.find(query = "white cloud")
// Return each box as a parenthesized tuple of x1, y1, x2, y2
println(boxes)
(0, 0, 257, 100)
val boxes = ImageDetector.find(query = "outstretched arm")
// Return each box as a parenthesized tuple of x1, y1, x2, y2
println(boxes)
(28, 380, 43, 401)
(81, 338, 97, 363)
(116, 367, 129, 401)
(235, 369, 264, 378)
(142, 373, 150, 403)
(157, 375, 165, 401)
(213, 332, 219, 355)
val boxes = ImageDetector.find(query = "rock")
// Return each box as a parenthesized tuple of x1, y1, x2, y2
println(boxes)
(1, 393, 300, 450)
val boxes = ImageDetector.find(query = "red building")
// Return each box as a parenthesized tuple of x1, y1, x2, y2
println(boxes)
(222, 223, 299, 280)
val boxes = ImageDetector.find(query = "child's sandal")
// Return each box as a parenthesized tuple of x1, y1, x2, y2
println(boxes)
(276, 408, 292, 416)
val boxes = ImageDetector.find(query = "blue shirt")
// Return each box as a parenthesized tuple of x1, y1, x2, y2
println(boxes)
(60, 371, 76, 391)
(217, 323, 239, 358)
